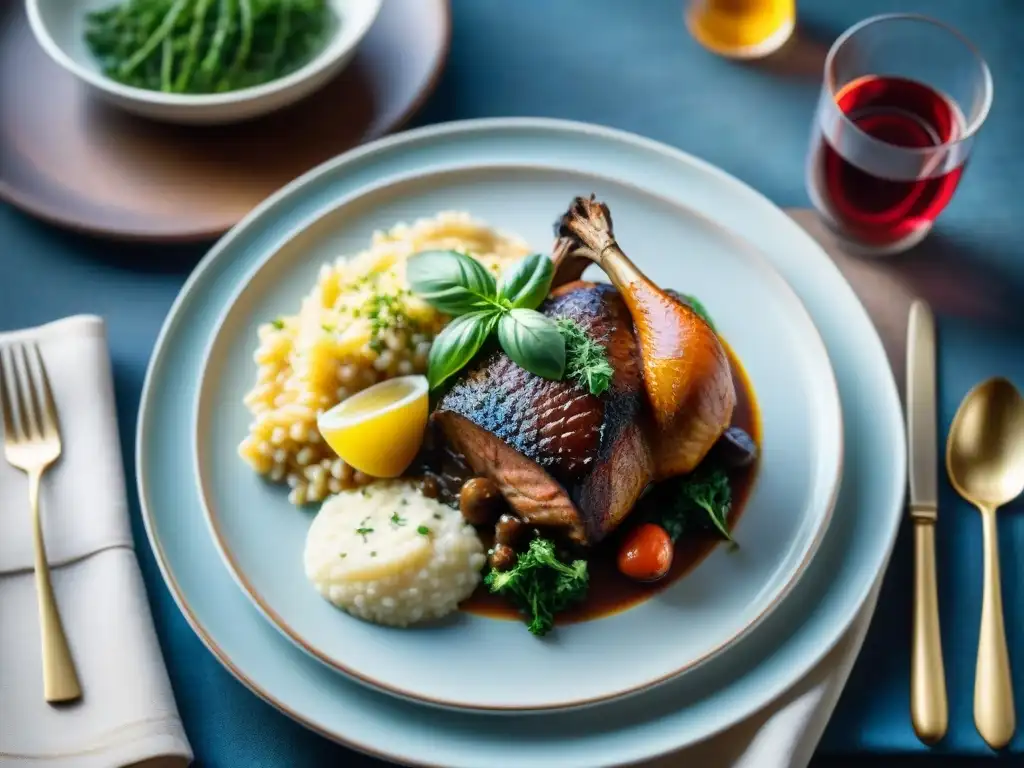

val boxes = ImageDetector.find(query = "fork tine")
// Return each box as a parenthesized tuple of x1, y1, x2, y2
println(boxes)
(13, 344, 42, 441)
(30, 344, 60, 440)
(0, 346, 18, 442)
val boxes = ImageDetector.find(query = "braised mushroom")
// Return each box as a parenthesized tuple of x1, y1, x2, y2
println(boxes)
(419, 475, 441, 499)
(489, 543, 517, 571)
(459, 477, 506, 526)
(495, 513, 526, 547)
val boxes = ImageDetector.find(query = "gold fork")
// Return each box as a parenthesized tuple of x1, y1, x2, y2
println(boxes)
(0, 342, 81, 703)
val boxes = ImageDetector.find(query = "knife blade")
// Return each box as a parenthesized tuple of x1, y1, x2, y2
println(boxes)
(906, 298, 947, 744)
(907, 300, 938, 511)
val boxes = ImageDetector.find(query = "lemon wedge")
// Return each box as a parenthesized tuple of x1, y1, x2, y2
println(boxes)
(317, 375, 429, 478)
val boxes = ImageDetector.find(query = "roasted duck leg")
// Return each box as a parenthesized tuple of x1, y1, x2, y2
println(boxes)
(553, 195, 736, 478)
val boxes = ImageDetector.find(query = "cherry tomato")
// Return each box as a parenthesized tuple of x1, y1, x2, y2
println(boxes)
(617, 523, 673, 582)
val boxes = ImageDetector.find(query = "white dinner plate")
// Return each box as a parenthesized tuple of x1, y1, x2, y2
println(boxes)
(193, 162, 842, 712)
(138, 118, 904, 766)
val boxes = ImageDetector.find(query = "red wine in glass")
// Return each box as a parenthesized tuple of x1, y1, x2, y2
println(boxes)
(808, 75, 967, 252)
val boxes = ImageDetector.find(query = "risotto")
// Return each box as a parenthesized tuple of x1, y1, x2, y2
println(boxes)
(237, 212, 531, 505)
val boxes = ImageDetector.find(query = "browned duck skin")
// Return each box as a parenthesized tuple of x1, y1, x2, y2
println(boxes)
(553, 195, 736, 479)
(434, 282, 653, 546)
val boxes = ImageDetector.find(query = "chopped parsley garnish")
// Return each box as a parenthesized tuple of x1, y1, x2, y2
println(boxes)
(355, 527, 374, 542)
(417, 525, 430, 536)
(270, 318, 285, 330)
(370, 551, 377, 557)
(390, 512, 407, 527)
(357, 291, 421, 354)
(339, 553, 347, 559)
(484, 538, 589, 636)
(556, 318, 614, 396)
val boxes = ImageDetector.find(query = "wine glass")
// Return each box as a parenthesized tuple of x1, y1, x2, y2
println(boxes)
(806, 14, 992, 256)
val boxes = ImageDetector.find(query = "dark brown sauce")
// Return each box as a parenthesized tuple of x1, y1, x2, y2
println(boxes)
(460, 338, 761, 624)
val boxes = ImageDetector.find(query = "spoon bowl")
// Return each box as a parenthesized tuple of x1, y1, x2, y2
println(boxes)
(947, 377, 1024, 506)
(946, 375, 1023, 750)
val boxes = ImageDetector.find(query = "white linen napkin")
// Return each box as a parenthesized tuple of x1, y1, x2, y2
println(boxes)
(644, 564, 886, 768)
(0, 316, 192, 768)
(641, 210, 914, 768)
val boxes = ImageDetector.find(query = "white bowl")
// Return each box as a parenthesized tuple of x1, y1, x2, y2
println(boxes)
(27, 0, 382, 125)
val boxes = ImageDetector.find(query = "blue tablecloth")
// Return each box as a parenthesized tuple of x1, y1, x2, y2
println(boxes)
(1, 0, 1022, 764)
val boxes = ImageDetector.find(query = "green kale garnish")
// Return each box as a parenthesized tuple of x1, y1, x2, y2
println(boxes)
(484, 538, 589, 636)
(646, 466, 734, 543)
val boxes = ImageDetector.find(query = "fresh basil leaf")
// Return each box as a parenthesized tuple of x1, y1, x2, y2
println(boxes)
(496, 253, 554, 310)
(407, 250, 499, 315)
(426, 311, 497, 389)
(497, 309, 565, 381)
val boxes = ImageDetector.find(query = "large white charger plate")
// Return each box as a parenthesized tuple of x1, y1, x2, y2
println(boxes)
(138, 119, 905, 766)
(194, 165, 843, 712)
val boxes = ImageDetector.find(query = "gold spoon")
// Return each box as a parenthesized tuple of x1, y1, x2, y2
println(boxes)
(946, 376, 1023, 749)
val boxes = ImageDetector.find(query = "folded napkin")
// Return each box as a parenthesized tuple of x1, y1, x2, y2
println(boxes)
(645, 565, 886, 768)
(0, 316, 192, 768)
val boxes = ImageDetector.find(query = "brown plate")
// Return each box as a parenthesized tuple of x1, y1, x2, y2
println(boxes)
(0, 0, 450, 242)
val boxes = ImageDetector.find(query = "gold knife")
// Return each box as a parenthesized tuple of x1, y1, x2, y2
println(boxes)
(907, 299, 948, 744)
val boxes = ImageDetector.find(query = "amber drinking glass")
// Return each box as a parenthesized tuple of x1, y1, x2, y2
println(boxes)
(686, 0, 796, 59)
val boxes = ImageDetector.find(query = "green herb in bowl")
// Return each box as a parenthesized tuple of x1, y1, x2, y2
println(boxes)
(84, 0, 337, 94)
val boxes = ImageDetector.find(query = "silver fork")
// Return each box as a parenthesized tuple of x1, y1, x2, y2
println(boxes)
(0, 342, 81, 703)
